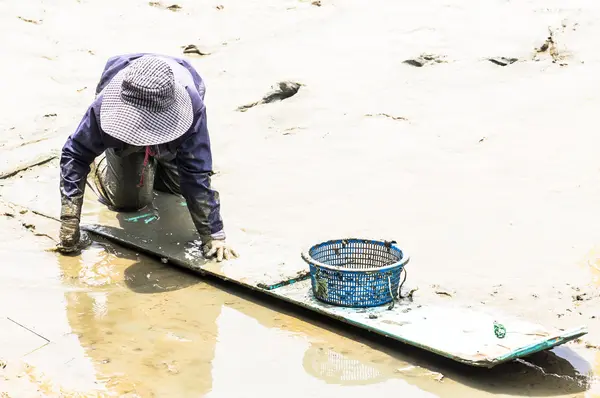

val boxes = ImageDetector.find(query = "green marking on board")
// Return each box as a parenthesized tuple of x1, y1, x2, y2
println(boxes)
(180, 201, 187, 207)
(144, 216, 158, 224)
(494, 321, 506, 339)
(126, 213, 153, 222)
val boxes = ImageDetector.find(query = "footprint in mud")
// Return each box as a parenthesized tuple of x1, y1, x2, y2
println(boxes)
(403, 53, 447, 67)
(532, 26, 569, 65)
(149, 2, 182, 11)
(236, 81, 302, 112)
(282, 126, 307, 136)
(488, 57, 518, 66)
(181, 44, 211, 57)
(365, 113, 407, 122)
(17, 16, 42, 25)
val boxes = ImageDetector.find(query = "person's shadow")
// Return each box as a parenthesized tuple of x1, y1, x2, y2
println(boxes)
(123, 256, 200, 294)
(91, 233, 201, 294)
(86, 190, 206, 294)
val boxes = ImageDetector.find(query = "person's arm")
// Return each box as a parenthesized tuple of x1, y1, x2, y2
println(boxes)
(94, 53, 148, 95)
(176, 58, 206, 100)
(175, 107, 237, 261)
(58, 104, 106, 252)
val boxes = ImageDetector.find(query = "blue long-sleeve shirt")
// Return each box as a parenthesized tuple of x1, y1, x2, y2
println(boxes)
(60, 53, 224, 239)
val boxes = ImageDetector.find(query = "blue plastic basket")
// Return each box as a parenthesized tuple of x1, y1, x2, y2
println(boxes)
(301, 239, 409, 308)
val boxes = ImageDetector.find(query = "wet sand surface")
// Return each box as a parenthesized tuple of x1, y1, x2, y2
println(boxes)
(1, 0, 600, 396)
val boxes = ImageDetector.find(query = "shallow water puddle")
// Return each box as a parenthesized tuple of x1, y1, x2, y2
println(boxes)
(207, 306, 434, 398)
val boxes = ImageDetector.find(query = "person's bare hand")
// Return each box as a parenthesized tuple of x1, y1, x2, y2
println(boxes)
(202, 239, 239, 262)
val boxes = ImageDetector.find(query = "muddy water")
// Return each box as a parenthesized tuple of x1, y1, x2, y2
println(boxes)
(0, 208, 598, 397)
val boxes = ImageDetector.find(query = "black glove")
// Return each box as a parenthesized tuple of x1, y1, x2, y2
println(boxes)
(56, 193, 90, 254)
(58, 217, 80, 252)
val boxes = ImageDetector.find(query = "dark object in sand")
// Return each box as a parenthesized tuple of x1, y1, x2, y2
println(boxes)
(237, 81, 302, 112)
(182, 44, 211, 56)
(365, 113, 407, 121)
(149, 2, 182, 11)
(537, 36, 553, 53)
(18, 16, 42, 25)
(489, 57, 518, 66)
(403, 54, 446, 67)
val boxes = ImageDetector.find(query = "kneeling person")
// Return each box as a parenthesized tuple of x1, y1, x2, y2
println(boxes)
(58, 53, 237, 262)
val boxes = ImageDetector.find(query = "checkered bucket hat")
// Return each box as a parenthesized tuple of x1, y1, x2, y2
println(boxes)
(100, 56, 193, 146)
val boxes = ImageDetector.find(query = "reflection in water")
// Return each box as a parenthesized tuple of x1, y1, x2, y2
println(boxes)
(78, 245, 121, 287)
(58, 243, 221, 397)
(303, 343, 391, 385)
(207, 306, 436, 398)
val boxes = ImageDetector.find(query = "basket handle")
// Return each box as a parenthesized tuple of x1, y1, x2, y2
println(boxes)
(387, 267, 408, 311)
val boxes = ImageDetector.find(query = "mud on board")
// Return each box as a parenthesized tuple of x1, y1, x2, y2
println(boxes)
(268, 281, 587, 367)
(81, 192, 309, 287)
(1, 164, 308, 287)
